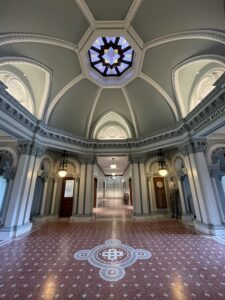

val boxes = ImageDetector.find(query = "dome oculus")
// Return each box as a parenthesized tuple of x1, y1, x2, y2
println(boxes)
(88, 37, 134, 77)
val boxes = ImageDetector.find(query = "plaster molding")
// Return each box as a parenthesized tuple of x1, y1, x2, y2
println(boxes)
(173, 55, 225, 119)
(144, 30, 225, 51)
(0, 70, 34, 115)
(45, 73, 84, 123)
(139, 72, 179, 121)
(206, 144, 225, 164)
(75, 0, 95, 26)
(122, 87, 140, 137)
(85, 87, 102, 138)
(0, 57, 52, 120)
(125, 0, 143, 26)
(0, 33, 78, 53)
(127, 26, 144, 49)
(0, 146, 18, 167)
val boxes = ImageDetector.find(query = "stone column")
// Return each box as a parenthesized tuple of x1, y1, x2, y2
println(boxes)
(49, 177, 59, 217)
(71, 156, 94, 221)
(147, 173, 156, 213)
(1, 167, 17, 225)
(71, 177, 79, 216)
(181, 139, 225, 235)
(180, 144, 202, 221)
(39, 175, 49, 217)
(130, 155, 150, 219)
(0, 142, 41, 239)
(176, 171, 187, 214)
(208, 164, 225, 223)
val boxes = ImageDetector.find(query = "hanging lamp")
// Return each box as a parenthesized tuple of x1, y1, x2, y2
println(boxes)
(58, 151, 67, 178)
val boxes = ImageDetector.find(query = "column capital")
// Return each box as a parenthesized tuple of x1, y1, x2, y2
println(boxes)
(129, 154, 147, 164)
(179, 138, 207, 155)
(78, 155, 96, 164)
(17, 141, 45, 156)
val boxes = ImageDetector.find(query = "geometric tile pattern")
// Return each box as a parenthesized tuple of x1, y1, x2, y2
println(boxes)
(0, 220, 225, 299)
(74, 239, 151, 281)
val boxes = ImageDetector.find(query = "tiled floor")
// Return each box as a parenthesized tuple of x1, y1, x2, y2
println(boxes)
(0, 220, 225, 300)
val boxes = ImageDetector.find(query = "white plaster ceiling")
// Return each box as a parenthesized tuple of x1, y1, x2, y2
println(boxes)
(97, 156, 129, 175)
(0, 0, 225, 139)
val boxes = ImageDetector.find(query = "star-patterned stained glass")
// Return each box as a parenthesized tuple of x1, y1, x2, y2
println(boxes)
(88, 37, 134, 77)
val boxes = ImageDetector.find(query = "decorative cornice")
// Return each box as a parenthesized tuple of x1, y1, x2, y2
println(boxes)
(144, 30, 225, 51)
(0, 73, 225, 154)
(0, 33, 78, 53)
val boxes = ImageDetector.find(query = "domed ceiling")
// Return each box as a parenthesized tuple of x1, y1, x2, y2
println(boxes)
(0, 0, 225, 140)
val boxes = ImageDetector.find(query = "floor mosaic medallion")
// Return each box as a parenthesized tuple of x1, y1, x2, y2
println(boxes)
(74, 239, 151, 281)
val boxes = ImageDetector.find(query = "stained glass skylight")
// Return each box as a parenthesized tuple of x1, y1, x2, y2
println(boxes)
(88, 37, 134, 77)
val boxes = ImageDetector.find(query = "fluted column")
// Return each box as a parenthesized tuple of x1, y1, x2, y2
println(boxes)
(71, 156, 94, 221)
(71, 177, 79, 215)
(176, 172, 186, 214)
(130, 155, 150, 218)
(40, 176, 49, 216)
(208, 164, 225, 223)
(180, 139, 225, 235)
(0, 142, 42, 239)
(50, 177, 59, 216)
(147, 173, 156, 213)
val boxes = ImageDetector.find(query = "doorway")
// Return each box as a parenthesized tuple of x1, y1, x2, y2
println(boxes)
(59, 177, 74, 217)
(93, 177, 97, 208)
(153, 177, 167, 209)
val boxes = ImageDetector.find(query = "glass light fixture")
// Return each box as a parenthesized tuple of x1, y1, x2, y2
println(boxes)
(58, 151, 67, 178)
(158, 149, 168, 177)
(88, 36, 134, 77)
(110, 157, 117, 169)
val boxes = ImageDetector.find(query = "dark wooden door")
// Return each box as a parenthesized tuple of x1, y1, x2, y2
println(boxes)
(129, 178, 133, 206)
(153, 177, 167, 209)
(59, 177, 74, 217)
(93, 177, 97, 208)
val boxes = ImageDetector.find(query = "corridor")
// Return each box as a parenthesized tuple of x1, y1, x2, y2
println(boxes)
(0, 220, 225, 300)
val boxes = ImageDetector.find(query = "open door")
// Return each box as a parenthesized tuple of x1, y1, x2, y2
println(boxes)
(59, 177, 74, 217)
(153, 177, 167, 209)
(93, 177, 97, 208)
(129, 178, 133, 206)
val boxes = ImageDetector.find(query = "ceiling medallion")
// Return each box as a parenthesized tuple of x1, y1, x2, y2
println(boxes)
(88, 37, 134, 77)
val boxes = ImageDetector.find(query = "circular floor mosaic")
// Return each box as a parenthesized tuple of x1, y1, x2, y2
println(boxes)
(74, 239, 151, 281)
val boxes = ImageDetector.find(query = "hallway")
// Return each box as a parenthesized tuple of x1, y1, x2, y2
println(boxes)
(0, 220, 225, 300)
(93, 198, 133, 219)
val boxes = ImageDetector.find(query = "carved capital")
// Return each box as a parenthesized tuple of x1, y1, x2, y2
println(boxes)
(79, 155, 95, 164)
(189, 138, 207, 153)
(129, 155, 147, 164)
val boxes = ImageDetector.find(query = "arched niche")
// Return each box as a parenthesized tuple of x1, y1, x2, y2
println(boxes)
(0, 70, 34, 114)
(92, 111, 132, 140)
(173, 56, 225, 118)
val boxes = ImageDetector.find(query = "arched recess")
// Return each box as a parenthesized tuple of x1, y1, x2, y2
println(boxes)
(173, 55, 225, 118)
(0, 57, 51, 119)
(145, 156, 172, 212)
(0, 146, 18, 225)
(92, 111, 133, 140)
(172, 154, 195, 216)
(30, 155, 54, 220)
(205, 143, 225, 222)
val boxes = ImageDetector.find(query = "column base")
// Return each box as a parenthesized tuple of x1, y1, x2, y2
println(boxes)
(194, 220, 225, 236)
(181, 213, 194, 222)
(70, 214, 93, 222)
(0, 222, 32, 240)
(33, 215, 49, 223)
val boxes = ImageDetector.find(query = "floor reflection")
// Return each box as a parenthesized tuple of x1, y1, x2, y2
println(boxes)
(93, 198, 133, 219)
